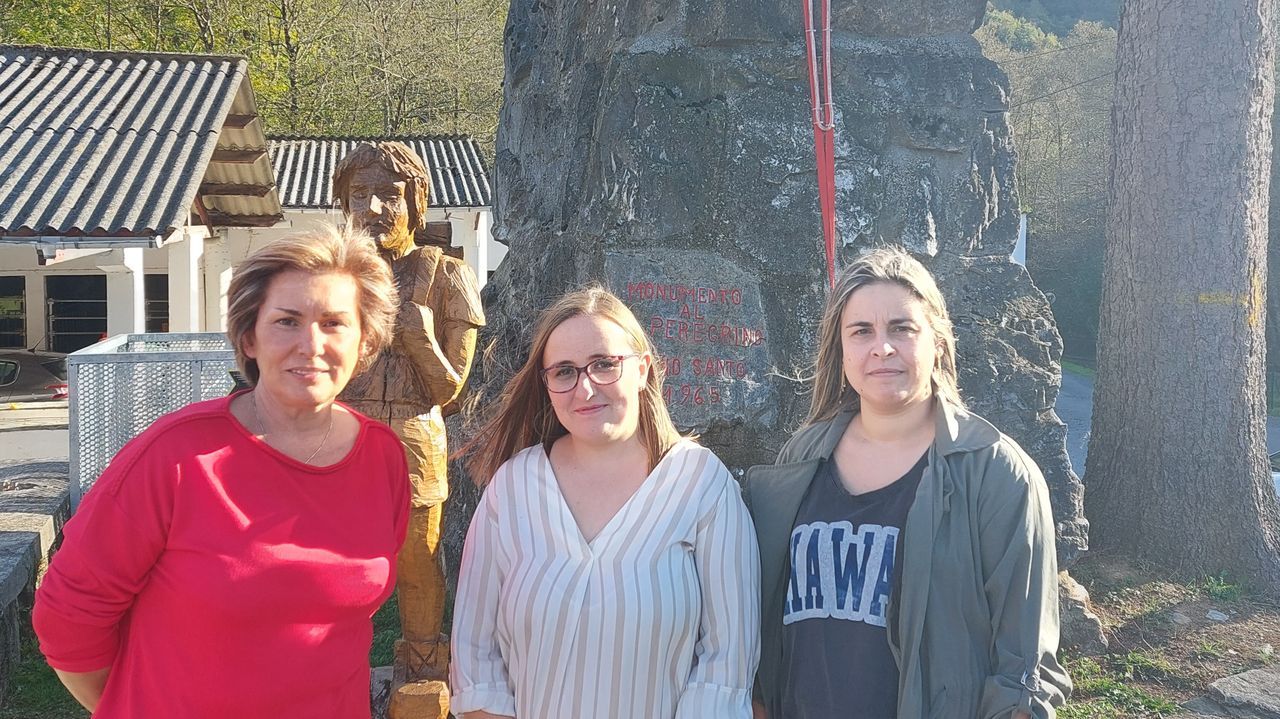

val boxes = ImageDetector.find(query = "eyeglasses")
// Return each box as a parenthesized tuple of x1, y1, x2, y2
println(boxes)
(541, 355, 637, 393)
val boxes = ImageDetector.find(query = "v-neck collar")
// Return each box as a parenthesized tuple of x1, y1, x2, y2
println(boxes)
(539, 442, 678, 553)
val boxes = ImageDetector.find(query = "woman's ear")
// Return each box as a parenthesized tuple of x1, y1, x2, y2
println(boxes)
(637, 351, 653, 384)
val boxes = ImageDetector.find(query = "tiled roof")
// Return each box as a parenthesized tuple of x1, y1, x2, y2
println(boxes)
(269, 136, 492, 209)
(0, 44, 282, 244)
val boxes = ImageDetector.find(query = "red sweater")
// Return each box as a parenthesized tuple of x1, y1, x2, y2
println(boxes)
(34, 395, 410, 718)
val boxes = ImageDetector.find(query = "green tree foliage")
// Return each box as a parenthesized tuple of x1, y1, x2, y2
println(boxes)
(0, 0, 506, 149)
(982, 7, 1060, 52)
(978, 11, 1116, 359)
(991, 0, 1118, 37)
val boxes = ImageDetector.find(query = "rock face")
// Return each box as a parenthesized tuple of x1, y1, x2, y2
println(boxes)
(446, 0, 1088, 585)
(833, 0, 986, 37)
(1057, 571, 1108, 655)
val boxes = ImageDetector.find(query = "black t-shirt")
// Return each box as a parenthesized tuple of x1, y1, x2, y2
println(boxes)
(780, 452, 928, 719)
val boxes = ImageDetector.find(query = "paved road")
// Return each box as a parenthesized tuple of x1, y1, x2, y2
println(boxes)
(0, 401, 69, 467)
(0, 429, 68, 466)
(1055, 370, 1094, 476)
(1055, 369, 1280, 495)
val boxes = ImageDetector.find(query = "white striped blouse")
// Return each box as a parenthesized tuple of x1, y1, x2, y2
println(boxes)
(450, 440, 761, 719)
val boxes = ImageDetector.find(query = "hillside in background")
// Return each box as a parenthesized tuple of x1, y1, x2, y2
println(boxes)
(978, 3, 1116, 360)
(0, 0, 506, 151)
(991, 0, 1118, 36)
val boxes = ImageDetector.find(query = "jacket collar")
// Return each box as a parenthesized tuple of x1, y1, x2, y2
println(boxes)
(933, 398, 1002, 456)
(812, 398, 1001, 462)
(812, 408, 853, 459)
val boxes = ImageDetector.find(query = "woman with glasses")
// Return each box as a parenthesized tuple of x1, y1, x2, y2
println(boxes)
(451, 285, 760, 719)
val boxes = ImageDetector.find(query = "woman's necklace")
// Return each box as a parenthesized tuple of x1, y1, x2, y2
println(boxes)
(250, 391, 334, 464)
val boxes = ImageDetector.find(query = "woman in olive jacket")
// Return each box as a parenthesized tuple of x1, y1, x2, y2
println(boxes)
(744, 247, 1070, 719)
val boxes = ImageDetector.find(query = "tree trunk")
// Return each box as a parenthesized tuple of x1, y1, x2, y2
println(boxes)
(1267, 70, 1280, 417)
(1086, 0, 1280, 592)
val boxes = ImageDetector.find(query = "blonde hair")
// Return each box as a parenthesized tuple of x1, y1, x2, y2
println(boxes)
(807, 246, 961, 424)
(332, 141, 431, 231)
(226, 224, 397, 384)
(464, 285, 684, 485)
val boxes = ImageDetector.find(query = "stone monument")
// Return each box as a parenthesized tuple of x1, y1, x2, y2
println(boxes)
(334, 142, 485, 719)
(459, 0, 1099, 648)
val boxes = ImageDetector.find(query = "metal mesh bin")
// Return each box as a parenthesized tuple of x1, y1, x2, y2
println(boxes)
(69, 333, 237, 509)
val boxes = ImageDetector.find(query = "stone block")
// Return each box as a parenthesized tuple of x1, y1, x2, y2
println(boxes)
(1058, 572, 1107, 655)
(471, 0, 1091, 600)
(1210, 668, 1280, 718)
(388, 679, 448, 719)
(0, 462, 71, 707)
(605, 250, 778, 433)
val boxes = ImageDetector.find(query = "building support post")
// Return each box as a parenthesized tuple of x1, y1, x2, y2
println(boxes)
(203, 235, 233, 332)
(24, 273, 47, 350)
(474, 211, 493, 288)
(104, 247, 145, 338)
(168, 227, 206, 332)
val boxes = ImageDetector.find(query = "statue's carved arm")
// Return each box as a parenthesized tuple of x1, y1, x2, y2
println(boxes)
(397, 304, 479, 408)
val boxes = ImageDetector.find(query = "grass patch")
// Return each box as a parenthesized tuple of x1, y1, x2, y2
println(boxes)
(1061, 656, 1180, 718)
(0, 637, 88, 719)
(1118, 651, 1174, 681)
(1061, 358, 1096, 378)
(1193, 639, 1227, 660)
(1202, 574, 1244, 603)
(371, 592, 401, 668)
(1259, 644, 1276, 664)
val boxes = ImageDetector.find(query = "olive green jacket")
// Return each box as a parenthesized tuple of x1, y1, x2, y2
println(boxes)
(742, 401, 1071, 718)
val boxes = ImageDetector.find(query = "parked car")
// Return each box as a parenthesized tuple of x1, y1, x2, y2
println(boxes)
(0, 349, 68, 403)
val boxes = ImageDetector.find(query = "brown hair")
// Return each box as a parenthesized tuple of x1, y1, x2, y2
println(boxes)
(226, 224, 397, 384)
(807, 246, 962, 424)
(463, 285, 685, 485)
(331, 141, 431, 231)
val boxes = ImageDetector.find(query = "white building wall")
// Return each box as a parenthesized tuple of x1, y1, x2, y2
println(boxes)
(0, 205, 501, 349)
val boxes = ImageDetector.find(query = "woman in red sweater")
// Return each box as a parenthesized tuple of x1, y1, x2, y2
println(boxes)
(34, 225, 410, 718)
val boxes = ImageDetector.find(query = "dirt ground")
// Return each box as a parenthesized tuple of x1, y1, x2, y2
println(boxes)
(1063, 551, 1280, 718)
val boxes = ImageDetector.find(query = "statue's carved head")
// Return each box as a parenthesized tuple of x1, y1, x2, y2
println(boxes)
(333, 141, 431, 258)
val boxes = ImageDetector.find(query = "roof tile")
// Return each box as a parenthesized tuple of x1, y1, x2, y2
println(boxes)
(0, 45, 279, 240)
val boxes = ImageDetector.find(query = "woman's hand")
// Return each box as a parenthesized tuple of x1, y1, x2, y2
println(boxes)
(53, 667, 110, 712)
(752, 699, 768, 719)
